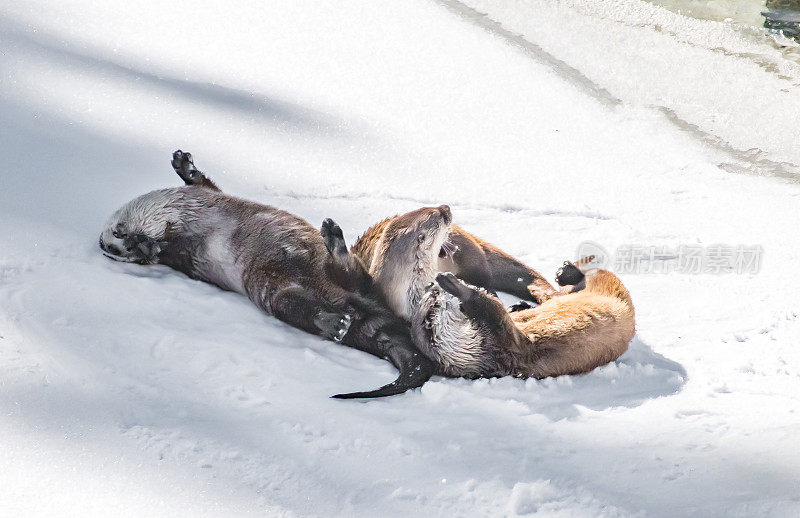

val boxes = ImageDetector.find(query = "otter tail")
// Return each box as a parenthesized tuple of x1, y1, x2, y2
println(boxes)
(332, 300, 436, 399)
(331, 346, 435, 399)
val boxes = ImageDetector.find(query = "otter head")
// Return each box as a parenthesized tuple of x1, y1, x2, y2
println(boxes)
(99, 188, 181, 264)
(371, 205, 454, 319)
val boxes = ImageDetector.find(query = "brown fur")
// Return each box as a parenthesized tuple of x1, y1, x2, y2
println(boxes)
(323, 206, 634, 380)
(416, 263, 635, 379)
(351, 211, 557, 315)
(506, 269, 634, 378)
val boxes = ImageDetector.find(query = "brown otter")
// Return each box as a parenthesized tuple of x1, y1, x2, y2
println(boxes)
(416, 264, 634, 378)
(99, 150, 434, 399)
(323, 206, 557, 321)
(322, 207, 634, 379)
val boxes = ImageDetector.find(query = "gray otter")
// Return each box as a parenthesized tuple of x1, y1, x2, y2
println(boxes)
(99, 150, 434, 399)
(324, 206, 557, 321)
(322, 207, 634, 379)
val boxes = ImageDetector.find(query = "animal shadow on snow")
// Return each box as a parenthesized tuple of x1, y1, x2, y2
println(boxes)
(114, 263, 687, 419)
(430, 335, 686, 421)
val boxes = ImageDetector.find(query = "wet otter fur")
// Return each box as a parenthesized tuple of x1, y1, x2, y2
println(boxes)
(99, 151, 434, 399)
(328, 206, 557, 320)
(417, 263, 634, 378)
(322, 208, 634, 379)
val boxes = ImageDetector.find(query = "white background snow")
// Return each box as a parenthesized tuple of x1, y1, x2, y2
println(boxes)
(1, 0, 799, 516)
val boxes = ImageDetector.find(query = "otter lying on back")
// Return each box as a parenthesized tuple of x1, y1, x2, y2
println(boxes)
(417, 264, 634, 378)
(322, 207, 635, 379)
(99, 151, 434, 398)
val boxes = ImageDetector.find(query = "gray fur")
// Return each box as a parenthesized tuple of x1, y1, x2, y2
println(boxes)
(412, 285, 489, 377)
(102, 186, 329, 307)
(99, 152, 435, 398)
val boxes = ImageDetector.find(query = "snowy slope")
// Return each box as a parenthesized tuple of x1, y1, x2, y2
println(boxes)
(1, 0, 799, 516)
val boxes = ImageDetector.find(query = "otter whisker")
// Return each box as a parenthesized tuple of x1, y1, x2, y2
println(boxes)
(439, 239, 458, 258)
(102, 252, 139, 263)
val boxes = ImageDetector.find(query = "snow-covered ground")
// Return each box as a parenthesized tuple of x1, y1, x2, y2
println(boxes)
(2, 0, 799, 515)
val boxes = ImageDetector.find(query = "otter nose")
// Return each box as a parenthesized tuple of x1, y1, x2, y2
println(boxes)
(437, 205, 452, 225)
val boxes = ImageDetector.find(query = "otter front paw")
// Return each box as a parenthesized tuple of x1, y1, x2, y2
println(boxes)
(172, 149, 203, 185)
(555, 261, 585, 287)
(122, 233, 167, 263)
(436, 272, 474, 301)
(320, 218, 348, 260)
(313, 311, 353, 342)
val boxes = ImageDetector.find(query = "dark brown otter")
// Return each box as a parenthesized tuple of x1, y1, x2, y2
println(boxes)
(99, 151, 434, 399)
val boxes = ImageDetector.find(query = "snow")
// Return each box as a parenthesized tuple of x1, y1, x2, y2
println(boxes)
(1, 0, 799, 515)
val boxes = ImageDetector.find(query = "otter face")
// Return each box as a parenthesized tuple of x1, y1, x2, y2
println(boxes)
(99, 188, 182, 264)
(372, 205, 454, 318)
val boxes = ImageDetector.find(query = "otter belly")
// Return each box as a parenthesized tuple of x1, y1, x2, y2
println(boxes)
(411, 287, 488, 377)
(195, 226, 245, 294)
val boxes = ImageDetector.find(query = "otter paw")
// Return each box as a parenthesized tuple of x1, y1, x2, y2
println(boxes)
(121, 233, 167, 263)
(509, 300, 532, 312)
(171, 149, 203, 185)
(320, 218, 348, 259)
(313, 311, 353, 342)
(436, 272, 473, 300)
(555, 261, 585, 287)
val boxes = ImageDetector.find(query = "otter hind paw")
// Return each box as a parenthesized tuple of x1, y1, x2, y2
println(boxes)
(320, 218, 348, 259)
(171, 149, 203, 185)
(509, 300, 532, 312)
(314, 311, 353, 342)
(555, 261, 585, 287)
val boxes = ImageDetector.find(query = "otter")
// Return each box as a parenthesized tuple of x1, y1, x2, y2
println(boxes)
(99, 150, 434, 399)
(326, 206, 557, 321)
(416, 263, 634, 378)
(321, 207, 634, 379)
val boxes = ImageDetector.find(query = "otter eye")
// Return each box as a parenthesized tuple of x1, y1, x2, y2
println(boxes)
(112, 230, 126, 239)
